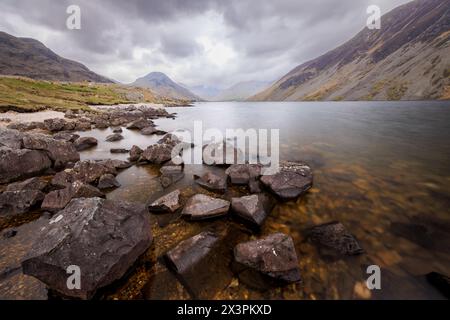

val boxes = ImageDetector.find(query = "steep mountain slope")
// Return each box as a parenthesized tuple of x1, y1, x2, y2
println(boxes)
(131, 72, 200, 101)
(251, 0, 450, 101)
(213, 81, 272, 101)
(0, 31, 112, 83)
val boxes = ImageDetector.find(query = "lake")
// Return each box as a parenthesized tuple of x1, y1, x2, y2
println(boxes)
(72, 101, 450, 299)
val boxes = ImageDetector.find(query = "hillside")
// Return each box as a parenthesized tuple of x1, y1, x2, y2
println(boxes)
(214, 81, 272, 101)
(251, 0, 450, 101)
(0, 31, 112, 83)
(0, 76, 176, 112)
(131, 72, 200, 101)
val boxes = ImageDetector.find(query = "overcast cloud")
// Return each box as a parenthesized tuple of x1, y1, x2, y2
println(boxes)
(0, 0, 411, 88)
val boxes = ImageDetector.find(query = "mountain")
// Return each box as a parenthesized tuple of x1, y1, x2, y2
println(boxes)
(131, 72, 200, 101)
(185, 84, 222, 101)
(0, 31, 112, 83)
(251, 0, 450, 101)
(214, 80, 272, 101)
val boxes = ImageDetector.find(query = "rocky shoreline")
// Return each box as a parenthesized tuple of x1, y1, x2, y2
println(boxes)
(0, 105, 448, 300)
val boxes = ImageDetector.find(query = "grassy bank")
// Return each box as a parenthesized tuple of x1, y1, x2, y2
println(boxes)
(0, 76, 181, 113)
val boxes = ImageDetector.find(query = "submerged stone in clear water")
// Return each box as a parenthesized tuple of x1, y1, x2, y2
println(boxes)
(233, 233, 301, 288)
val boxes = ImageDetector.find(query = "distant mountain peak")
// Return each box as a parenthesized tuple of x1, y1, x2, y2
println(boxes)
(131, 71, 199, 101)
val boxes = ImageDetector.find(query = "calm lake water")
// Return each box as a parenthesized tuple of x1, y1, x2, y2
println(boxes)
(49, 101, 450, 299)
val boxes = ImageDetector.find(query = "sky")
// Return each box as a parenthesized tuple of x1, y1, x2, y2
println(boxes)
(0, 0, 412, 88)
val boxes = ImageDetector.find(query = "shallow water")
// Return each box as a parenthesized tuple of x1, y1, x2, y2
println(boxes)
(73, 101, 450, 300)
(4, 101, 449, 300)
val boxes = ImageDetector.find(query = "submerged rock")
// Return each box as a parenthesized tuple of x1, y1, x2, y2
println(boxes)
(182, 194, 230, 220)
(148, 189, 181, 213)
(159, 159, 184, 188)
(426, 272, 450, 299)
(105, 133, 124, 142)
(110, 148, 129, 154)
(41, 181, 104, 212)
(164, 231, 219, 274)
(233, 233, 301, 287)
(260, 161, 313, 200)
(111, 127, 123, 133)
(309, 221, 364, 256)
(203, 141, 244, 166)
(97, 174, 121, 189)
(231, 194, 274, 228)
(22, 197, 152, 299)
(74, 137, 98, 151)
(194, 172, 227, 193)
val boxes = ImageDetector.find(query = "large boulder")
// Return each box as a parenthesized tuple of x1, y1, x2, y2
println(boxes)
(6, 177, 48, 192)
(50, 160, 118, 188)
(0, 190, 45, 216)
(1, 177, 48, 216)
(126, 118, 153, 130)
(260, 161, 313, 200)
(0, 129, 24, 149)
(44, 118, 67, 132)
(53, 132, 80, 143)
(0, 147, 52, 184)
(194, 172, 227, 193)
(73, 160, 117, 184)
(148, 190, 181, 213)
(73, 137, 98, 151)
(182, 194, 230, 220)
(231, 194, 274, 228)
(309, 222, 364, 257)
(157, 133, 181, 147)
(141, 143, 174, 164)
(41, 181, 105, 212)
(22, 134, 80, 168)
(22, 197, 152, 299)
(233, 233, 301, 287)
(225, 164, 262, 185)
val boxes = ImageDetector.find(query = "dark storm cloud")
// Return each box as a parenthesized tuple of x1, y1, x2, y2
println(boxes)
(0, 0, 412, 86)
